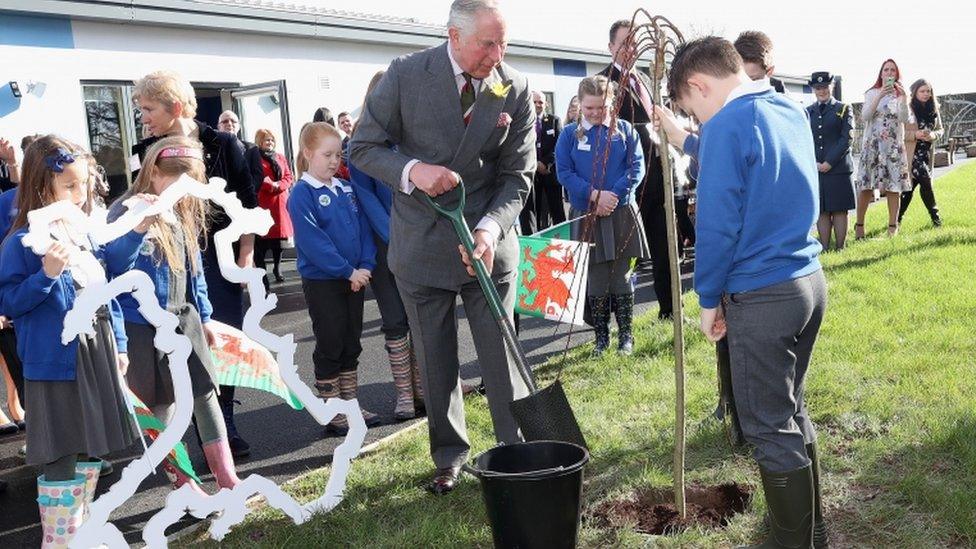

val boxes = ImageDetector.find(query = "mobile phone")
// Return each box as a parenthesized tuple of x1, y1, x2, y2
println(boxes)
(885, 76, 895, 87)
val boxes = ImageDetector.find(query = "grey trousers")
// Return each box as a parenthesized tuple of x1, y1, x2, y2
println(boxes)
(397, 273, 530, 470)
(725, 270, 827, 473)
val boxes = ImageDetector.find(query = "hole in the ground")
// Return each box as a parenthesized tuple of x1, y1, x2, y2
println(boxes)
(589, 483, 753, 535)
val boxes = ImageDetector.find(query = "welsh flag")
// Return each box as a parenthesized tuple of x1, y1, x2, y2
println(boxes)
(207, 321, 304, 410)
(128, 390, 202, 483)
(515, 233, 590, 326)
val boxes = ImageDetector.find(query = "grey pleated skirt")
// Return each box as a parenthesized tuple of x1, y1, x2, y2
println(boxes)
(25, 308, 138, 466)
(570, 202, 651, 264)
(124, 303, 217, 408)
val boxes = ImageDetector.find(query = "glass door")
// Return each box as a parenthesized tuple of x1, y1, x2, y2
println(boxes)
(223, 80, 293, 170)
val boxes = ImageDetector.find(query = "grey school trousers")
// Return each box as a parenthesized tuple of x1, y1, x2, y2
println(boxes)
(725, 269, 828, 473)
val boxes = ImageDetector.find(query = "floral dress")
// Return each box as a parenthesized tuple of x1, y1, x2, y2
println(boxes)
(857, 89, 913, 193)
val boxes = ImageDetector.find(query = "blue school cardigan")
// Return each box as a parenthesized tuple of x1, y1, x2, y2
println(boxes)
(555, 119, 645, 213)
(0, 228, 132, 381)
(347, 160, 393, 244)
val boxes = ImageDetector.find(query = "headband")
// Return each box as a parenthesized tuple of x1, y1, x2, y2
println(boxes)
(158, 147, 204, 160)
(44, 148, 77, 173)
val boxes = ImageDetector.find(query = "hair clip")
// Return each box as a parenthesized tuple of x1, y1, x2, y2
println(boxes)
(158, 147, 204, 160)
(44, 148, 76, 173)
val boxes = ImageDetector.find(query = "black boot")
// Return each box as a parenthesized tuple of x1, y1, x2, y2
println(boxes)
(589, 295, 611, 356)
(742, 464, 815, 548)
(613, 293, 635, 355)
(807, 442, 829, 548)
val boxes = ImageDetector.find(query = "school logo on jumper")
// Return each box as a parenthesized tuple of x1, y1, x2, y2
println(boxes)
(139, 239, 155, 257)
(318, 193, 331, 207)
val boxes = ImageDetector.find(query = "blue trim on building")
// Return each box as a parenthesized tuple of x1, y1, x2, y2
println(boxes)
(553, 59, 587, 78)
(0, 13, 74, 49)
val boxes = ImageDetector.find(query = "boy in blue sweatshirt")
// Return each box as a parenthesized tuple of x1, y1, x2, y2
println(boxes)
(288, 122, 379, 434)
(667, 37, 828, 548)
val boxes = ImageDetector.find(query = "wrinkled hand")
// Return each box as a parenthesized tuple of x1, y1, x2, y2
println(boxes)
(0, 138, 15, 164)
(652, 105, 690, 149)
(349, 268, 371, 292)
(203, 323, 217, 347)
(42, 241, 70, 278)
(410, 163, 459, 197)
(700, 307, 726, 343)
(458, 229, 496, 277)
(117, 353, 129, 376)
(818, 162, 831, 173)
(133, 194, 161, 234)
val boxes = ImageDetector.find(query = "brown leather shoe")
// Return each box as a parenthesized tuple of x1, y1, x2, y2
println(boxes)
(425, 467, 460, 495)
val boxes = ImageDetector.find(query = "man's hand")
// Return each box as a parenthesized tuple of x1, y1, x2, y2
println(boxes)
(0, 138, 15, 164)
(117, 353, 129, 376)
(536, 161, 549, 176)
(349, 268, 371, 292)
(458, 229, 496, 277)
(700, 307, 727, 343)
(410, 163, 459, 197)
(818, 162, 831, 173)
(652, 105, 691, 149)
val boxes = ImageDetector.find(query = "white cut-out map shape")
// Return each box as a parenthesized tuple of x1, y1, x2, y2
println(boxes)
(22, 174, 367, 548)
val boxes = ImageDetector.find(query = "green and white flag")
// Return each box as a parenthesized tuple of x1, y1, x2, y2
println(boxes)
(515, 234, 589, 325)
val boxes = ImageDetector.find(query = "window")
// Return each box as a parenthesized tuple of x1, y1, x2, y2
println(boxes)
(82, 83, 139, 202)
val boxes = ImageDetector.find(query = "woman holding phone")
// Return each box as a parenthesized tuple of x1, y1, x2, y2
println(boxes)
(855, 59, 913, 238)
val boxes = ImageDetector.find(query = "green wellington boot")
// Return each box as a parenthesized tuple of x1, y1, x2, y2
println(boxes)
(741, 464, 815, 549)
(806, 442, 829, 548)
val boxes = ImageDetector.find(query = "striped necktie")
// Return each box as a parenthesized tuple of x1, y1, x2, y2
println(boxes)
(460, 72, 476, 126)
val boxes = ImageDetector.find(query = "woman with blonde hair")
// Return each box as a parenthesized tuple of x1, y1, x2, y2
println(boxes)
(131, 69, 257, 455)
(248, 128, 294, 285)
(107, 135, 242, 493)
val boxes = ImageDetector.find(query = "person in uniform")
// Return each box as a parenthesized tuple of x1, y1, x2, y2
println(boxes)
(806, 72, 856, 251)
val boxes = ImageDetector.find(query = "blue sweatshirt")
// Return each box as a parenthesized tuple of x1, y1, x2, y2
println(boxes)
(0, 187, 17, 242)
(347, 160, 393, 244)
(694, 87, 822, 309)
(104, 203, 213, 326)
(287, 173, 377, 281)
(0, 227, 133, 381)
(555, 119, 645, 212)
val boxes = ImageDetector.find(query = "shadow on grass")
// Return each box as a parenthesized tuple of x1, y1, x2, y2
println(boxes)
(825, 232, 976, 274)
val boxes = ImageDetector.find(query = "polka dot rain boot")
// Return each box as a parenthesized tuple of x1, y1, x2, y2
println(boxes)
(74, 461, 101, 521)
(36, 473, 87, 548)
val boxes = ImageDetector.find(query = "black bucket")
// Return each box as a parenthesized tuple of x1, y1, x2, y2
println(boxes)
(463, 440, 590, 549)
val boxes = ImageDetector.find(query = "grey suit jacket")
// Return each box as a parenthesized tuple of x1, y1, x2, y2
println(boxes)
(349, 42, 536, 291)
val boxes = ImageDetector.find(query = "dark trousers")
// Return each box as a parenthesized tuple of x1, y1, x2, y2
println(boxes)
(254, 237, 283, 276)
(675, 197, 695, 255)
(370, 236, 410, 340)
(203, 242, 245, 419)
(518, 186, 537, 236)
(899, 175, 940, 222)
(640, 203, 674, 317)
(533, 174, 566, 230)
(302, 278, 364, 380)
(0, 327, 25, 408)
(725, 270, 827, 472)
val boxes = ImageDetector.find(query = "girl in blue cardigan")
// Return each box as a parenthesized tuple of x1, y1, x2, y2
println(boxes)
(0, 136, 140, 545)
(105, 135, 243, 495)
(289, 122, 379, 435)
(556, 75, 648, 356)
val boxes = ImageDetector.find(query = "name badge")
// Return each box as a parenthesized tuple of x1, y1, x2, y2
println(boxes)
(577, 143, 591, 152)
(546, 129, 555, 135)
(128, 154, 142, 172)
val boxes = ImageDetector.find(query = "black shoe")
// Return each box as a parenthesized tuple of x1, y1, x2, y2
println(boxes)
(0, 422, 17, 436)
(274, 272, 285, 282)
(932, 216, 943, 227)
(426, 467, 461, 495)
(229, 435, 251, 458)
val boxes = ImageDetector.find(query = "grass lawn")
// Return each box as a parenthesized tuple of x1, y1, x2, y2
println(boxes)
(195, 161, 976, 548)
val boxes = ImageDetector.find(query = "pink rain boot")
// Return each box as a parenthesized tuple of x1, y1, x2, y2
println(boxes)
(202, 439, 242, 490)
(162, 461, 207, 496)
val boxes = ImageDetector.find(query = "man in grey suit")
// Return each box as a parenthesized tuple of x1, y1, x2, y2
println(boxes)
(349, 0, 535, 495)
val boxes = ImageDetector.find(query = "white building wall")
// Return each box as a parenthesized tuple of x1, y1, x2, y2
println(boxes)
(2, 19, 609, 163)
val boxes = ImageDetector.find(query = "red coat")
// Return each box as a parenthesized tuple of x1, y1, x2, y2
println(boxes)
(257, 152, 294, 239)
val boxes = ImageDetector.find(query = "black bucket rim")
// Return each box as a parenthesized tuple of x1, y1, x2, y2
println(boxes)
(463, 440, 590, 481)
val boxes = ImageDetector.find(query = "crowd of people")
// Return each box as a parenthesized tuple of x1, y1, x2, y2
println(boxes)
(0, 0, 954, 546)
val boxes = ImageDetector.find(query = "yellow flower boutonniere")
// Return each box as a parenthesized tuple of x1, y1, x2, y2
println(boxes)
(490, 82, 512, 98)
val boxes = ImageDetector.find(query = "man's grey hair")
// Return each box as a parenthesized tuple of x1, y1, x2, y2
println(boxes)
(447, 0, 499, 35)
(219, 110, 239, 122)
